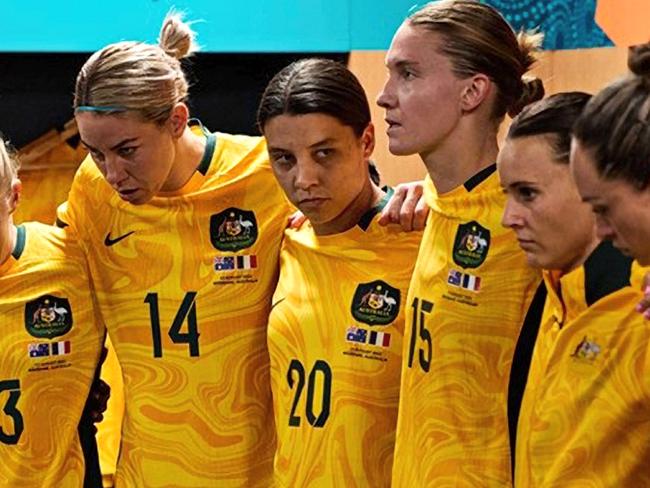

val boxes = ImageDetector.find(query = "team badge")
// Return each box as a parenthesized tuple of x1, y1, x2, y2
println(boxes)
(350, 280, 400, 326)
(24, 295, 73, 339)
(210, 208, 258, 251)
(571, 336, 601, 361)
(452, 221, 491, 269)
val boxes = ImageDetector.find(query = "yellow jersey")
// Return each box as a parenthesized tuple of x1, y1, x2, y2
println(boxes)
(0, 222, 103, 487)
(269, 193, 421, 488)
(392, 166, 541, 487)
(58, 125, 293, 487)
(516, 241, 650, 487)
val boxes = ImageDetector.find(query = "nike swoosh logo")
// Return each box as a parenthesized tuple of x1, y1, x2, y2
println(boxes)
(104, 231, 135, 247)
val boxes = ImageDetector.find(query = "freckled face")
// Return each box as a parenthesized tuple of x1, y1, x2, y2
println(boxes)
(76, 112, 178, 205)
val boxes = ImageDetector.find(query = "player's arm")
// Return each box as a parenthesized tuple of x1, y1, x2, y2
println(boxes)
(78, 343, 109, 488)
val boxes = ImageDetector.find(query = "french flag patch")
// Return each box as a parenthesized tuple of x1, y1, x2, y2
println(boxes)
(51, 341, 71, 356)
(368, 330, 391, 348)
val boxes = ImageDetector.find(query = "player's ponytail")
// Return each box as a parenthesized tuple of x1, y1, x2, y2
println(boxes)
(507, 30, 545, 117)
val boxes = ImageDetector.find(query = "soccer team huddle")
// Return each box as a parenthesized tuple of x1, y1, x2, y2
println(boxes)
(2, 0, 650, 487)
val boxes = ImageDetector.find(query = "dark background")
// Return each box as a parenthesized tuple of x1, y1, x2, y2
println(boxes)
(0, 52, 349, 148)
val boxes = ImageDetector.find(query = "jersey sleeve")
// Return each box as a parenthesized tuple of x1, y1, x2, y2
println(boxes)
(55, 157, 97, 242)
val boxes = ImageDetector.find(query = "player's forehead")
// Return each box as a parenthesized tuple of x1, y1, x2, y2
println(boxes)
(385, 22, 442, 69)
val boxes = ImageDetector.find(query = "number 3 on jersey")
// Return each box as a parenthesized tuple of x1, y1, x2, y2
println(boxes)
(146, 292, 200, 358)
(0, 379, 24, 445)
(407, 297, 433, 372)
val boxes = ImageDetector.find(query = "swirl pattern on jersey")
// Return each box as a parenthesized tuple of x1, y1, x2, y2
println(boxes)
(269, 218, 421, 487)
(392, 173, 541, 487)
(516, 267, 650, 486)
(59, 131, 292, 487)
(0, 223, 103, 487)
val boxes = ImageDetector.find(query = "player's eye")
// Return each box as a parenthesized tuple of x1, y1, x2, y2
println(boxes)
(89, 149, 105, 162)
(517, 186, 537, 201)
(398, 65, 418, 81)
(592, 205, 608, 216)
(314, 148, 334, 160)
(118, 146, 137, 158)
(270, 151, 294, 168)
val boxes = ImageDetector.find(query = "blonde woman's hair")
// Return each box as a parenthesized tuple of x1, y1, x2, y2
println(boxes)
(74, 11, 197, 123)
(409, 0, 544, 120)
(0, 136, 19, 196)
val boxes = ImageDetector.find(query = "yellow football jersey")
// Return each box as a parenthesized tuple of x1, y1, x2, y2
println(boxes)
(57, 125, 293, 487)
(516, 242, 650, 487)
(392, 166, 541, 487)
(269, 194, 422, 488)
(0, 222, 103, 487)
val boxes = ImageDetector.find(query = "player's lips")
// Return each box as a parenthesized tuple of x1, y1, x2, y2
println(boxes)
(516, 238, 536, 251)
(385, 118, 402, 133)
(116, 188, 140, 202)
(298, 197, 329, 210)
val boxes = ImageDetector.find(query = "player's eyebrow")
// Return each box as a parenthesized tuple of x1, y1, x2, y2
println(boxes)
(80, 137, 139, 152)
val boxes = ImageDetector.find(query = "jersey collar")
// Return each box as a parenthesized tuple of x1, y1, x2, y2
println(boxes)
(358, 186, 394, 231)
(0, 225, 25, 275)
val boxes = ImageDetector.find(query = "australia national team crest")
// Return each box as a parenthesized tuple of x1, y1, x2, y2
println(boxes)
(350, 280, 400, 326)
(210, 207, 258, 252)
(571, 336, 601, 362)
(24, 295, 73, 339)
(453, 221, 491, 269)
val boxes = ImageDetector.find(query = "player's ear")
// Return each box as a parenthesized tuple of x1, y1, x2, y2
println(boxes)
(8, 179, 21, 214)
(168, 103, 189, 138)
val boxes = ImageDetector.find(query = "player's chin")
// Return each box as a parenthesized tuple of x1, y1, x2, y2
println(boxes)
(387, 141, 416, 157)
(524, 252, 545, 271)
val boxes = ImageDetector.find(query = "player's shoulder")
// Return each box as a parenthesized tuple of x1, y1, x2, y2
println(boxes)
(72, 156, 113, 199)
(212, 132, 268, 172)
(14, 222, 87, 271)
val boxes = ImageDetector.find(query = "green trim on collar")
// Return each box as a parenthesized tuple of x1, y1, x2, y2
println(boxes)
(358, 186, 394, 231)
(188, 119, 217, 176)
(11, 224, 26, 260)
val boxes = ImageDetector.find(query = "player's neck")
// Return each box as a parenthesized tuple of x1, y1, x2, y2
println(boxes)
(421, 121, 499, 194)
(312, 179, 383, 236)
(160, 127, 208, 193)
(559, 234, 601, 276)
(0, 221, 17, 267)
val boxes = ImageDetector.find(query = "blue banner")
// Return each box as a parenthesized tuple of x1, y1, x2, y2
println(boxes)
(1, 0, 612, 52)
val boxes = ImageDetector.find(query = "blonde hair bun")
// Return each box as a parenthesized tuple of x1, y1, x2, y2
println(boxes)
(158, 12, 198, 60)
